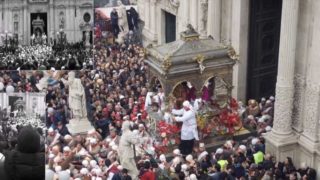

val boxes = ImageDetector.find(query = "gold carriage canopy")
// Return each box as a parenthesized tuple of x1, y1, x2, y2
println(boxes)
(145, 25, 236, 103)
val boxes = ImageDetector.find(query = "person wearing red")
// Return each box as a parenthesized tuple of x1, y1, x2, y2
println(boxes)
(139, 161, 156, 180)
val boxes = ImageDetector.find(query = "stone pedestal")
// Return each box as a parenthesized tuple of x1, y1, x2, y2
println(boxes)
(67, 118, 93, 135)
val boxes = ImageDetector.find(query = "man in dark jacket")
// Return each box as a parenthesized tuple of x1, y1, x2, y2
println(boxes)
(110, 8, 120, 38)
(4, 126, 45, 180)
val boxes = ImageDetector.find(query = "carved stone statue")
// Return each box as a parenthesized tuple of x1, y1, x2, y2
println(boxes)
(66, 71, 92, 134)
(60, 16, 65, 29)
(200, 0, 208, 37)
(68, 71, 87, 119)
(118, 121, 140, 179)
(85, 31, 90, 47)
(117, 1, 129, 33)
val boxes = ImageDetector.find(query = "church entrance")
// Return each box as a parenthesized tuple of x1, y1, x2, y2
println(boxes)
(164, 11, 176, 43)
(247, 0, 282, 100)
(30, 13, 48, 36)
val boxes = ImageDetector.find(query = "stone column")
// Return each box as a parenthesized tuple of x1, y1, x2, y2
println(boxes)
(23, 2, 27, 45)
(49, 0, 54, 41)
(190, 0, 198, 30)
(150, 0, 157, 40)
(207, 0, 221, 41)
(144, 0, 150, 30)
(271, 0, 299, 136)
(265, 0, 299, 161)
(300, 0, 320, 148)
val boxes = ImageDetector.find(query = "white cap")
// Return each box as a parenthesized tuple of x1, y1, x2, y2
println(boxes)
(239, 145, 247, 152)
(80, 168, 89, 175)
(190, 174, 197, 180)
(90, 160, 97, 167)
(181, 164, 188, 171)
(94, 168, 102, 175)
(186, 154, 193, 162)
(226, 140, 233, 148)
(251, 138, 259, 145)
(82, 160, 89, 167)
(269, 96, 275, 101)
(105, 138, 112, 143)
(172, 157, 181, 165)
(183, 101, 191, 108)
(247, 115, 254, 119)
(64, 135, 72, 140)
(159, 154, 166, 162)
(199, 143, 205, 148)
(119, 95, 125, 99)
(48, 127, 54, 133)
(139, 124, 144, 128)
(216, 148, 223, 154)
(173, 149, 181, 155)
(63, 146, 71, 152)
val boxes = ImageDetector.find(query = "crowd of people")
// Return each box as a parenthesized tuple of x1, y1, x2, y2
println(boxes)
(0, 43, 93, 70)
(42, 29, 317, 179)
(0, 104, 46, 180)
(0, 71, 49, 93)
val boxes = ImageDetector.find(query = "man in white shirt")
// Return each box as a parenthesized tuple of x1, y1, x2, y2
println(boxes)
(173, 101, 199, 156)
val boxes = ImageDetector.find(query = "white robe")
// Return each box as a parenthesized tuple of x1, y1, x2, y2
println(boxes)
(175, 109, 199, 141)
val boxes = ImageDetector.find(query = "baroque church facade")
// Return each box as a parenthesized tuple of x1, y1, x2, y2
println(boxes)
(138, 0, 320, 177)
(0, 0, 93, 45)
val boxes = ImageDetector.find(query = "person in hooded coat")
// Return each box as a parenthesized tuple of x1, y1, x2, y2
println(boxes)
(4, 126, 45, 180)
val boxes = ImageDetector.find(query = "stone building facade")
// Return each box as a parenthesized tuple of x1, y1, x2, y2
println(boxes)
(0, 0, 93, 45)
(138, 0, 320, 177)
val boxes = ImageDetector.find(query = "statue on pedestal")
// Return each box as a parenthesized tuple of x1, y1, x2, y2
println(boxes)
(116, 1, 129, 44)
(118, 121, 140, 179)
(68, 71, 87, 119)
(66, 71, 92, 134)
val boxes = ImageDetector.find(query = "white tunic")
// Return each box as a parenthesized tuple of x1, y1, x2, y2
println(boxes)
(175, 110, 199, 141)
